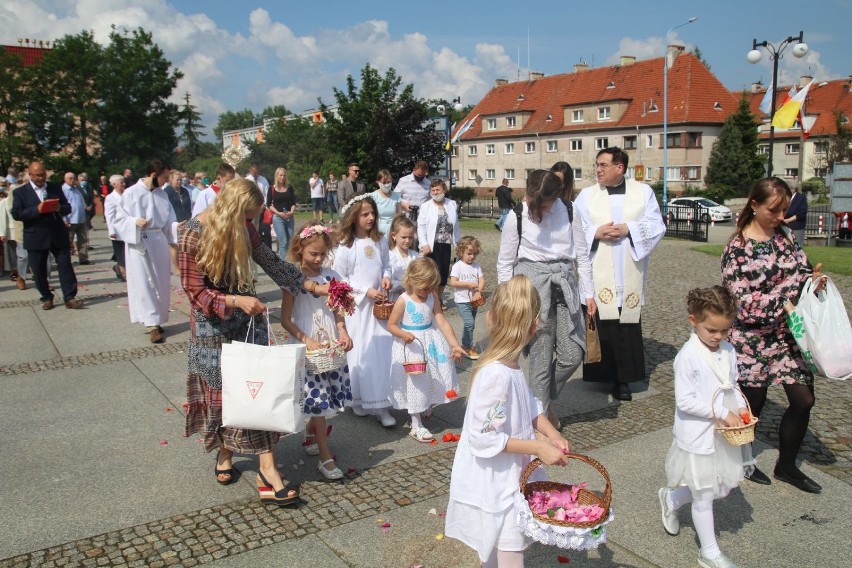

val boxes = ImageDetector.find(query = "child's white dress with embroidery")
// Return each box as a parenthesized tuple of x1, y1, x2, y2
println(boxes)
(389, 292, 459, 413)
(388, 248, 419, 301)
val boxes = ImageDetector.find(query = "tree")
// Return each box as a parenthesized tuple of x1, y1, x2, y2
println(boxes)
(705, 95, 765, 198)
(178, 92, 205, 160)
(0, 49, 32, 174)
(213, 105, 291, 141)
(321, 64, 444, 182)
(690, 46, 711, 70)
(98, 27, 183, 170)
(824, 111, 852, 173)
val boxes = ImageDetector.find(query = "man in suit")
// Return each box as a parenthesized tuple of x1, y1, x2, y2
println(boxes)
(11, 162, 83, 310)
(338, 163, 365, 205)
(784, 179, 808, 245)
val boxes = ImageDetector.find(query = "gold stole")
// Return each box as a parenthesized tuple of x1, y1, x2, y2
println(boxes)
(589, 179, 645, 323)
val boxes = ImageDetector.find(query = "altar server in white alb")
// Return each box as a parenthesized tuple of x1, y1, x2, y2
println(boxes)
(114, 159, 178, 344)
(574, 147, 665, 401)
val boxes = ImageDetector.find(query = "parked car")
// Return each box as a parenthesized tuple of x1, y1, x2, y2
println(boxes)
(666, 197, 733, 222)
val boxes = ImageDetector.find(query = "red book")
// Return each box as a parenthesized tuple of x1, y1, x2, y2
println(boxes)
(42, 198, 60, 213)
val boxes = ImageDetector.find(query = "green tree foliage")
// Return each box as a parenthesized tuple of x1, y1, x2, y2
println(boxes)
(322, 64, 444, 182)
(178, 91, 205, 160)
(825, 111, 852, 172)
(705, 95, 765, 198)
(213, 106, 289, 140)
(0, 49, 32, 173)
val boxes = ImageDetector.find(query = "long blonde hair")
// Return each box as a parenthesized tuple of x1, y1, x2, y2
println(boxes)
(470, 275, 541, 385)
(195, 178, 264, 293)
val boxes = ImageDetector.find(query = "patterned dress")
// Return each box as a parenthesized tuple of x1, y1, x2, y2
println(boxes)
(285, 267, 352, 417)
(721, 231, 814, 388)
(179, 217, 303, 454)
(389, 293, 459, 413)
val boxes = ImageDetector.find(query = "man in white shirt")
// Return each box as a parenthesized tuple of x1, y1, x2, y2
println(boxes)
(245, 162, 271, 246)
(62, 172, 91, 265)
(394, 160, 431, 221)
(192, 163, 235, 216)
(309, 170, 325, 223)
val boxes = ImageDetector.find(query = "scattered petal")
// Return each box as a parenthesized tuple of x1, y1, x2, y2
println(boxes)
(346, 467, 358, 477)
(429, 439, 438, 446)
(410, 564, 423, 568)
(159, 440, 168, 445)
(428, 508, 438, 516)
(376, 518, 385, 525)
(380, 522, 391, 534)
(453, 433, 461, 442)
(442, 433, 454, 443)
(557, 555, 570, 564)
(435, 533, 444, 540)
(165, 407, 174, 413)
(446, 389, 458, 399)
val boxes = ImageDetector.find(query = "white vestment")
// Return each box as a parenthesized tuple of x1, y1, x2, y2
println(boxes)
(114, 181, 177, 327)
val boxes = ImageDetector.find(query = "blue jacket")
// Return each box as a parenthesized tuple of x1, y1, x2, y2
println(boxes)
(786, 191, 808, 230)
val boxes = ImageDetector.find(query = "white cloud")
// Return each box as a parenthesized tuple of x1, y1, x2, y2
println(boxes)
(605, 32, 695, 66)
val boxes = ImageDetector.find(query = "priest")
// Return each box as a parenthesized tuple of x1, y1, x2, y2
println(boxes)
(574, 147, 665, 401)
(114, 159, 177, 343)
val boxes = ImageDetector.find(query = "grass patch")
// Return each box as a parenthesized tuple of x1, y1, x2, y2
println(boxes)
(691, 244, 852, 276)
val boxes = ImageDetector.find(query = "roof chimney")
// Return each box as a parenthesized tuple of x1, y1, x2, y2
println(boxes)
(574, 62, 589, 73)
(751, 81, 765, 93)
(619, 55, 636, 66)
(799, 75, 813, 88)
(529, 71, 544, 81)
(666, 44, 685, 68)
(495, 78, 508, 87)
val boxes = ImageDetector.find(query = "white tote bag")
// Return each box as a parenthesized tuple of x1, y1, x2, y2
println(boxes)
(222, 313, 307, 432)
(787, 276, 852, 380)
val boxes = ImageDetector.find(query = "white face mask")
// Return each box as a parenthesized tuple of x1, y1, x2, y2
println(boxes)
(432, 193, 445, 203)
(379, 182, 392, 193)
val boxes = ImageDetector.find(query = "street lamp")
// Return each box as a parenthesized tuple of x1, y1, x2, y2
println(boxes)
(441, 97, 463, 187)
(747, 31, 808, 177)
(663, 16, 697, 215)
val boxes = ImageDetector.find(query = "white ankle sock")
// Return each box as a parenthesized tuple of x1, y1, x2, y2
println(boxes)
(410, 412, 422, 430)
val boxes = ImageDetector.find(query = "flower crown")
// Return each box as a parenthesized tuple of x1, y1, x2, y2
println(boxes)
(338, 193, 371, 219)
(299, 225, 331, 240)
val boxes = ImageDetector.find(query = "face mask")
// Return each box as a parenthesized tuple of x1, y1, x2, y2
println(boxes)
(182, 177, 189, 185)
(379, 183, 392, 193)
(414, 174, 425, 183)
(432, 193, 444, 203)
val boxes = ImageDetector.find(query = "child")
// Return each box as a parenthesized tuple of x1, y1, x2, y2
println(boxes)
(388, 214, 419, 300)
(449, 236, 485, 360)
(445, 275, 571, 567)
(659, 286, 752, 568)
(387, 258, 466, 441)
(280, 223, 353, 480)
(332, 195, 397, 427)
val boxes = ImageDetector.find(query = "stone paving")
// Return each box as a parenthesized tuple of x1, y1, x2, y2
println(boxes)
(0, 222, 849, 567)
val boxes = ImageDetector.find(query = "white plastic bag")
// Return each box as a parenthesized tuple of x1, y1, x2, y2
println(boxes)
(787, 276, 852, 380)
(222, 314, 307, 432)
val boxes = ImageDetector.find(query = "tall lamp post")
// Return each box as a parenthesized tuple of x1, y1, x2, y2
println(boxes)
(747, 32, 808, 177)
(663, 16, 697, 215)
(441, 97, 463, 187)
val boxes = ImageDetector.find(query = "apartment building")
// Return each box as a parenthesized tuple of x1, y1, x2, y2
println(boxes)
(453, 48, 738, 194)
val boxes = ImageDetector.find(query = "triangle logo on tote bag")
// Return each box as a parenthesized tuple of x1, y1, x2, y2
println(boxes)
(246, 381, 264, 399)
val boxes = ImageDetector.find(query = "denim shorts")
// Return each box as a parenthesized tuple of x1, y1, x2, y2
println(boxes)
(311, 197, 325, 210)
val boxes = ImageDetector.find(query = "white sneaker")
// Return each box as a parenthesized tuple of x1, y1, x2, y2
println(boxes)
(658, 488, 679, 536)
(351, 404, 368, 417)
(698, 553, 738, 568)
(375, 408, 397, 427)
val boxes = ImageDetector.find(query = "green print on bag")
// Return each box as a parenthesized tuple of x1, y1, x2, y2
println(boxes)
(800, 349, 819, 374)
(787, 312, 806, 339)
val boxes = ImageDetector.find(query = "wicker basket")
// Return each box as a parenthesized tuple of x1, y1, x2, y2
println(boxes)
(519, 454, 612, 530)
(469, 289, 486, 308)
(373, 300, 394, 320)
(305, 323, 347, 375)
(402, 337, 427, 375)
(712, 387, 758, 446)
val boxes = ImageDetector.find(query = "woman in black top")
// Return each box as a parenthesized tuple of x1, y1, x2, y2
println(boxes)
(268, 167, 297, 259)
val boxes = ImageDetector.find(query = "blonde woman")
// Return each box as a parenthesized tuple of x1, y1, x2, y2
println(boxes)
(179, 177, 312, 507)
(267, 167, 296, 259)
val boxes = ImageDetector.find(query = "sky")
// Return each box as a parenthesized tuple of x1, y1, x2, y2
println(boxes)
(2, 0, 850, 140)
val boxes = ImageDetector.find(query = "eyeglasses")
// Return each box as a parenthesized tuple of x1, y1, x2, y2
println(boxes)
(351, 169, 360, 173)
(595, 163, 617, 170)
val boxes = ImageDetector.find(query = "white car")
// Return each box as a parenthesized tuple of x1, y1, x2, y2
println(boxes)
(666, 197, 733, 222)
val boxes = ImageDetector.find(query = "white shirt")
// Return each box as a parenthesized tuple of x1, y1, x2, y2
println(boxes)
(104, 190, 123, 238)
(245, 174, 269, 202)
(394, 173, 431, 208)
(309, 176, 324, 199)
(192, 186, 219, 216)
(450, 260, 483, 304)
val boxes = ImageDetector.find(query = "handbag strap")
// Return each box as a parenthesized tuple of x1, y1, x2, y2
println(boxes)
(241, 307, 277, 345)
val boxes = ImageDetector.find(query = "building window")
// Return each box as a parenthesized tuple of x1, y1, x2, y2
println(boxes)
(686, 132, 702, 148)
(505, 143, 514, 154)
(573, 169, 583, 180)
(813, 167, 827, 178)
(598, 106, 611, 120)
(666, 133, 682, 148)
(468, 145, 477, 156)
(450, 146, 458, 157)
(506, 116, 516, 128)
(646, 134, 654, 148)
(595, 137, 609, 150)
(546, 140, 558, 152)
(486, 118, 497, 130)
(570, 139, 582, 151)
(757, 145, 769, 155)
(572, 109, 583, 123)
(665, 166, 702, 181)
(505, 169, 515, 180)
(524, 168, 534, 180)
(686, 166, 700, 180)
(486, 144, 495, 155)
(468, 169, 477, 180)
(525, 141, 535, 153)
(486, 169, 496, 180)
(785, 168, 799, 177)
(451, 170, 458, 182)
(785, 143, 800, 154)
(623, 135, 637, 149)
(814, 141, 828, 154)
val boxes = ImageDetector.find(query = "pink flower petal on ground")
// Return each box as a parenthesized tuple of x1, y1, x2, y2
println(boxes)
(557, 555, 570, 564)
(159, 440, 168, 445)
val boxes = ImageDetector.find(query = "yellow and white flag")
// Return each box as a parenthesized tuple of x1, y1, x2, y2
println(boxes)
(772, 81, 813, 129)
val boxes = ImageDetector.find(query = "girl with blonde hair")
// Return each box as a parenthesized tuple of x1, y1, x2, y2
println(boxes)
(179, 177, 309, 507)
(445, 275, 571, 567)
(267, 167, 297, 259)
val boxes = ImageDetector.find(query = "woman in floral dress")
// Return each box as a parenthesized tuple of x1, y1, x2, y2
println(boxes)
(721, 177, 826, 494)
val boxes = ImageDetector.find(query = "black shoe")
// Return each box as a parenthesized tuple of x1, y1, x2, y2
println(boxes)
(774, 466, 821, 494)
(611, 383, 632, 401)
(494, 223, 501, 231)
(79, 260, 93, 265)
(744, 466, 771, 485)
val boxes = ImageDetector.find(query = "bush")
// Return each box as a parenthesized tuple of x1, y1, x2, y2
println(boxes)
(803, 177, 828, 203)
(448, 186, 475, 207)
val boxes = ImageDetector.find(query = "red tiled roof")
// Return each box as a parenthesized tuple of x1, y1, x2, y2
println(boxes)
(746, 78, 852, 140)
(455, 53, 738, 141)
(2, 45, 50, 67)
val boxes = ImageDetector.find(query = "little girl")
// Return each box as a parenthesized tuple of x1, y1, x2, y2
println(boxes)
(332, 195, 396, 427)
(387, 257, 465, 441)
(449, 235, 485, 360)
(445, 275, 570, 568)
(388, 214, 419, 300)
(280, 223, 353, 480)
(659, 286, 752, 568)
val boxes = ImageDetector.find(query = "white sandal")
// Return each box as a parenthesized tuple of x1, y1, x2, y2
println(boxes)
(409, 426, 434, 443)
(318, 458, 344, 480)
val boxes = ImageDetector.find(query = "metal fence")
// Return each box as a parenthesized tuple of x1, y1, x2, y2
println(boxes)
(663, 203, 710, 242)
(805, 204, 837, 236)
(457, 197, 502, 219)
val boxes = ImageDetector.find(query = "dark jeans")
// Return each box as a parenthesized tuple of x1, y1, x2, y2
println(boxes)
(29, 246, 77, 302)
